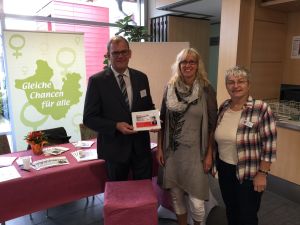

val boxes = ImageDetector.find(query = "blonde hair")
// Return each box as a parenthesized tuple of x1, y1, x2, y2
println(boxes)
(224, 65, 250, 82)
(169, 48, 210, 87)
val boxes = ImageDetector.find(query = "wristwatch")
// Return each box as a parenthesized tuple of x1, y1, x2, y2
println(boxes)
(258, 169, 269, 175)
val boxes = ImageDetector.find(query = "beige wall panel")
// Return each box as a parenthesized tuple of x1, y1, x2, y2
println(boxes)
(217, 0, 242, 105)
(252, 21, 286, 62)
(270, 127, 300, 185)
(255, 0, 288, 23)
(283, 12, 300, 84)
(237, 0, 256, 68)
(168, 16, 210, 67)
(250, 62, 282, 99)
(129, 42, 189, 110)
(129, 42, 189, 142)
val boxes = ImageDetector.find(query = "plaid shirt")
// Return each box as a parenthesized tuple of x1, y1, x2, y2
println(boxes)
(215, 96, 277, 182)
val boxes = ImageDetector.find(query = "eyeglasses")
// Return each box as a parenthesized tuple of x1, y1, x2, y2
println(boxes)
(179, 60, 197, 66)
(226, 80, 248, 86)
(111, 50, 130, 57)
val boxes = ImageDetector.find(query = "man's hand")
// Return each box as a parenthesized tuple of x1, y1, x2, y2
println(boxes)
(116, 122, 137, 135)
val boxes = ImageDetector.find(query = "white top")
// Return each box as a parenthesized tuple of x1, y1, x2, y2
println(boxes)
(111, 66, 133, 109)
(214, 108, 242, 165)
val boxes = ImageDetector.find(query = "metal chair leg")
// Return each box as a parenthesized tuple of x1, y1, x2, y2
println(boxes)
(29, 214, 33, 220)
(46, 209, 49, 219)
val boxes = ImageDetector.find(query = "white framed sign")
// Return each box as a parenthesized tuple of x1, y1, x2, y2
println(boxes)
(291, 36, 300, 59)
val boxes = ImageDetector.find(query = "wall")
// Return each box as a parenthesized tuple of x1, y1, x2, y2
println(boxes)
(129, 42, 189, 109)
(129, 42, 189, 142)
(167, 16, 210, 67)
(216, 0, 241, 104)
(38, 0, 110, 82)
(283, 12, 300, 84)
(208, 23, 220, 90)
(250, 1, 287, 100)
(148, 1, 220, 92)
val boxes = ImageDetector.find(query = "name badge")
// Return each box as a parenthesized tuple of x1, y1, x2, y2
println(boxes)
(244, 120, 253, 128)
(140, 89, 147, 98)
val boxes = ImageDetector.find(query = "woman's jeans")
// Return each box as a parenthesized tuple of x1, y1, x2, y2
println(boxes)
(218, 160, 262, 225)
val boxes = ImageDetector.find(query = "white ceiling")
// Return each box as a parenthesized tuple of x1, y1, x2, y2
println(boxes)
(156, 0, 222, 23)
(3, 0, 222, 24)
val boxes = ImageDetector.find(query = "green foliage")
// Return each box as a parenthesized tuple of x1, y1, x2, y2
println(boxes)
(115, 15, 151, 42)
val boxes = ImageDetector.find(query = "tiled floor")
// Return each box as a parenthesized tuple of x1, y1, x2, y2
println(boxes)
(4, 189, 300, 225)
(3, 175, 300, 225)
(3, 193, 179, 225)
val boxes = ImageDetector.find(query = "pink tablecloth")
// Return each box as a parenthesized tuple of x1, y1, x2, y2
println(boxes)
(0, 142, 107, 223)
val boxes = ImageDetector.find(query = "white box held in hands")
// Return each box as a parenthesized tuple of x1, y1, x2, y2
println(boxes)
(131, 109, 161, 131)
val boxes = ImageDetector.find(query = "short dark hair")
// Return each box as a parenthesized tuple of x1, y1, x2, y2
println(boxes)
(106, 36, 130, 54)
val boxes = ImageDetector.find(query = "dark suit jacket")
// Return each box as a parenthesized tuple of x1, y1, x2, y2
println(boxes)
(83, 67, 155, 163)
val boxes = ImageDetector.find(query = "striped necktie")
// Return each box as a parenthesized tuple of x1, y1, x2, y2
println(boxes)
(118, 74, 129, 109)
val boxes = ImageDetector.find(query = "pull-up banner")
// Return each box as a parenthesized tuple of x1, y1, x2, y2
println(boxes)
(4, 30, 86, 151)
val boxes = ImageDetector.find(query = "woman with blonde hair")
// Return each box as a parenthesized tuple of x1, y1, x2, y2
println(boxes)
(156, 48, 217, 225)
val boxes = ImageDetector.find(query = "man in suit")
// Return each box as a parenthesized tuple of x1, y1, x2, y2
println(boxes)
(83, 36, 155, 181)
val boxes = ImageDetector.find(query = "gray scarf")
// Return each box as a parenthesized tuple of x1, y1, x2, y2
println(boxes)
(166, 78, 202, 112)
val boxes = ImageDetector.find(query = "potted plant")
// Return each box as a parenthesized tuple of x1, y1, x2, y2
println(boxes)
(24, 131, 48, 155)
(115, 14, 151, 42)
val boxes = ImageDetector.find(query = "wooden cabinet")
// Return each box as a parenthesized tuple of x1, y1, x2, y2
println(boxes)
(271, 126, 300, 185)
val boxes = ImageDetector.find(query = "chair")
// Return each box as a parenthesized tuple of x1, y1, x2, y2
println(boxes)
(79, 123, 97, 140)
(27, 127, 71, 150)
(0, 135, 11, 155)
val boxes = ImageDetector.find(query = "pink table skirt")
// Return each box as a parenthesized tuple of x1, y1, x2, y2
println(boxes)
(0, 142, 107, 222)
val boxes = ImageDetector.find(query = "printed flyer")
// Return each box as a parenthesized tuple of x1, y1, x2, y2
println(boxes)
(132, 109, 161, 131)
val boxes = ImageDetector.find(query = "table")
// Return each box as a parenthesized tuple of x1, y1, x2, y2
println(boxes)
(0, 141, 107, 223)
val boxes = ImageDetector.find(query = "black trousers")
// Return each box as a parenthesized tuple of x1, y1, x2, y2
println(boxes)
(105, 149, 153, 181)
(217, 160, 262, 225)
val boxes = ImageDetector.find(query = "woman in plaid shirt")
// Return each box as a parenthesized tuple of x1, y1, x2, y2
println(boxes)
(213, 66, 277, 225)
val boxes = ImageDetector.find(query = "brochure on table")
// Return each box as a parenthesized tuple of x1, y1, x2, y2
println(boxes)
(0, 166, 21, 182)
(72, 140, 95, 148)
(0, 156, 17, 167)
(31, 156, 69, 170)
(71, 149, 98, 162)
(43, 146, 69, 156)
(132, 109, 161, 131)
